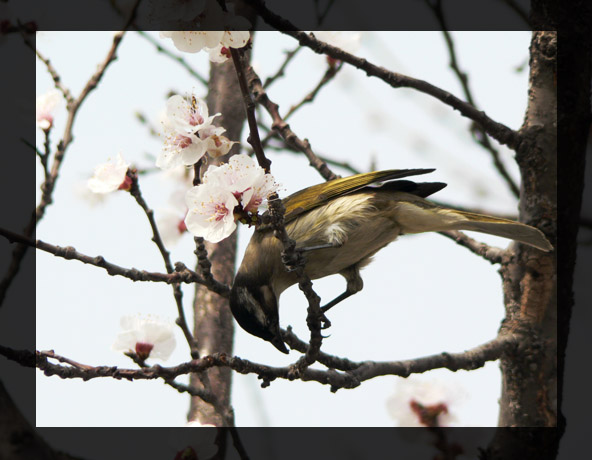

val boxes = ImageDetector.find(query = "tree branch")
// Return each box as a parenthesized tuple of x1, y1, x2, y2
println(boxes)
(0, 226, 230, 296)
(136, 30, 208, 86)
(231, 46, 325, 370)
(263, 45, 301, 88)
(439, 230, 507, 265)
(247, 0, 522, 151)
(426, 0, 520, 198)
(128, 171, 200, 357)
(247, 63, 339, 181)
(30, 331, 517, 392)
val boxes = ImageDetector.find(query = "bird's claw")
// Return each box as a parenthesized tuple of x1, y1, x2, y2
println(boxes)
(320, 312, 331, 329)
(281, 248, 306, 272)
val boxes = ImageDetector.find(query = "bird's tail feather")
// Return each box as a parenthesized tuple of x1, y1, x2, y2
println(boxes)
(448, 210, 553, 252)
(393, 200, 553, 251)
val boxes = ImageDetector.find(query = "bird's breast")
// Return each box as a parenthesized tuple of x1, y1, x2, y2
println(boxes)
(274, 192, 402, 291)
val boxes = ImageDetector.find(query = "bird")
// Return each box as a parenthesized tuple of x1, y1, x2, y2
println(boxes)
(229, 168, 553, 353)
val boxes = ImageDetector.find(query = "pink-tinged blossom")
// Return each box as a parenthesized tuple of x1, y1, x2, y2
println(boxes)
(185, 183, 239, 243)
(199, 124, 236, 158)
(36, 89, 62, 130)
(157, 95, 227, 170)
(165, 94, 219, 137)
(241, 172, 280, 213)
(203, 154, 263, 197)
(112, 315, 176, 361)
(157, 129, 205, 170)
(203, 154, 279, 213)
(387, 377, 465, 427)
(87, 153, 131, 194)
(205, 43, 231, 63)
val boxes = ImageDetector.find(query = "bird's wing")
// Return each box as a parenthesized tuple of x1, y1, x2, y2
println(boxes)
(280, 168, 436, 224)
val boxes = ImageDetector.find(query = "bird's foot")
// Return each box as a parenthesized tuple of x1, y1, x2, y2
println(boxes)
(281, 247, 306, 272)
(320, 311, 332, 329)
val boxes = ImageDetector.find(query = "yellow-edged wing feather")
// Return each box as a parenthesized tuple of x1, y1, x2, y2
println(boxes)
(280, 169, 435, 224)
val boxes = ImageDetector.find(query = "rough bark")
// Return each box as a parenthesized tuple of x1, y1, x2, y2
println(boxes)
(188, 59, 247, 427)
(497, 29, 558, 429)
(484, 0, 590, 458)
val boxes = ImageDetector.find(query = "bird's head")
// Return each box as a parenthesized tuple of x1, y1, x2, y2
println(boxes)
(229, 277, 289, 354)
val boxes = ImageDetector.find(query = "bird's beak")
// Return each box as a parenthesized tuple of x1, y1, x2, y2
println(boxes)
(271, 328, 289, 354)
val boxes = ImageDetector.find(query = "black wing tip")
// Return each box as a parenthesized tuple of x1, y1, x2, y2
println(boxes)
(403, 168, 436, 174)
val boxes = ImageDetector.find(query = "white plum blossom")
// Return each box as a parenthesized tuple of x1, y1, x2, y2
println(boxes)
(157, 129, 205, 170)
(160, 1, 250, 63)
(387, 377, 466, 427)
(158, 208, 188, 247)
(200, 127, 236, 158)
(165, 94, 219, 137)
(112, 314, 177, 361)
(160, 30, 249, 63)
(313, 31, 362, 54)
(160, 31, 225, 53)
(185, 183, 239, 243)
(184, 154, 279, 242)
(203, 154, 264, 197)
(205, 43, 231, 63)
(87, 153, 131, 193)
(157, 94, 235, 169)
(36, 89, 62, 130)
(157, 190, 189, 247)
(203, 154, 279, 213)
(241, 172, 280, 213)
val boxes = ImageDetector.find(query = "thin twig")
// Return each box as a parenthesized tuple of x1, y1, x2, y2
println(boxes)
(427, 0, 520, 198)
(231, 46, 325, 370)
(128, 171, 200, 357)
(259, 62, 342, 149)
(0, 226, 230, 295)
(35, 30, 127, 224)
(247, 64, 339, 181)
(263, 45, 302, 88)
(247, 0, 522, 151)
(27, 42, 74, 105)
(439, 230, 507, 264)
(3, 30, 128, 309)
(283, 62, 343, 120)
(264, 141, 363, 175)
(230, 47, 271, 172)
(136, 30, 208, 86)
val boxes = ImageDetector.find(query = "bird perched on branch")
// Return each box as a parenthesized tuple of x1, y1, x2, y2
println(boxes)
(229, 169, 553, 353)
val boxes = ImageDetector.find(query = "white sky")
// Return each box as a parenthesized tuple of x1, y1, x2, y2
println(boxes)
(34, 31, 533, 435)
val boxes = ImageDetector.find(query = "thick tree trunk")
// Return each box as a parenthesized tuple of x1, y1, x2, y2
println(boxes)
(497, 29, 557, 428)
(188, 59, 247, 426)
(485, 0, 589, 458)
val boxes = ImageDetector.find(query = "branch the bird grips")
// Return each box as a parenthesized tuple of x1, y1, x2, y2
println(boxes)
(229, 169, 553, 353)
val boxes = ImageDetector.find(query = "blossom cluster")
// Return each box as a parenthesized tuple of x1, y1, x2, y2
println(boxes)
(185, 154, 279, 243)
(157, 94, 235, 170)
